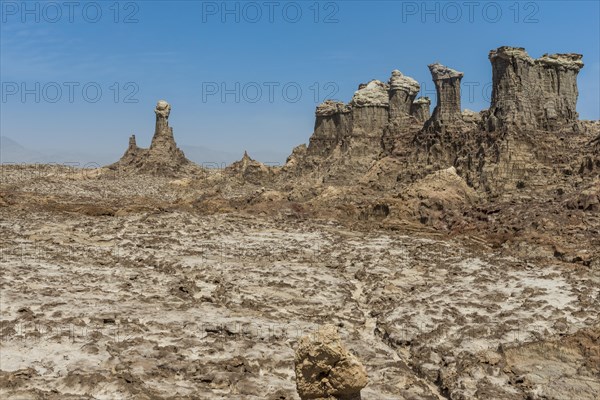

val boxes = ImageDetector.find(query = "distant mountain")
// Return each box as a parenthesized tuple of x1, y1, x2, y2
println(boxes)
(1, 136, 45, 163)
(1, 136, 117, 166)
(1, 136, 289, 168)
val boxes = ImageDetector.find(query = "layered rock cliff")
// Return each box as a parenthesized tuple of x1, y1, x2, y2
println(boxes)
(483, 46, 584, 132)
(288, 70, 428, 184)
(282, 45, 598, 209)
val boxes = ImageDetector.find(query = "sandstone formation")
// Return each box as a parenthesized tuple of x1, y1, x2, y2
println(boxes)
(388, 70, 421, 119)
(278, 45, 600, 225)
(110, 100, 198, 176)
(484, 46, 584, 131)
(291, 70, 426, 183)
(307, 100, 352, 159)
(147, 100, 187, 163)
(347, 80, 390, 158)
(295, 325, 368, 400)
(117, 134, 142, 165)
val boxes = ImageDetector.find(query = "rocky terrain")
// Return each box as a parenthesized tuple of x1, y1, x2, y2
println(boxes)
(1, 46, 599, 399)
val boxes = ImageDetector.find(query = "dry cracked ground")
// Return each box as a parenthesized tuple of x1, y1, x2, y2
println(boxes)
(1, 166, 599, 399)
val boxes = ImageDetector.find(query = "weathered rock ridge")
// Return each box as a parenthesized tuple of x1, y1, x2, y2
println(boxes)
(105, 46, 595, 211)
(224, 151, 274, 184)
(292, 70, 431, 183)
(283, 46, 595, 203)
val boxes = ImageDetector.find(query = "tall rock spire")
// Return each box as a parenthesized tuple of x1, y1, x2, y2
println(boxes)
(150, 100, 175, 150)
(425, 63, 464, 131)
(109, 100, 198, 176)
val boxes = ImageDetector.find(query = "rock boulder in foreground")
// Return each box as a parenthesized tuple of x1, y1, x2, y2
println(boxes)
(295, 325, 368, 400)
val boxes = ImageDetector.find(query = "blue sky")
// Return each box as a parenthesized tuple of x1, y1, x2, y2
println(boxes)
(1, 0, 599, 164)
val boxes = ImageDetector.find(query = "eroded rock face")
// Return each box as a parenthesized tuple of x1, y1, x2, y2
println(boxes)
(288, 46, 592, 200)
(388, 70, 420, 119)
(128, 134, 138, 150)
(316, 100, 352, 117)
(295, 325, 368, 400)
(350, 80, 389, 108)
(117, 134, 142, 165)
(308, 101, 352, 158)
(425, 63, 464, 131)
(410, 97, 431, 123)
(347, 80, 392, 158)
(292, 71, 425, 182)
(484, 46, 584, 131)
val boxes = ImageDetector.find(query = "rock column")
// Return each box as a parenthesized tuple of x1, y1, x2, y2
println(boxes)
(427, 63, 464, 128)
(484, 46, 584, 131)
(411, 97, 431, 123)
(308, 100, 352, 157)
(388, 70, 420, 120)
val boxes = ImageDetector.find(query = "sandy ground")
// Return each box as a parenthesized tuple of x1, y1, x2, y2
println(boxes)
(0, 167, 599, 399)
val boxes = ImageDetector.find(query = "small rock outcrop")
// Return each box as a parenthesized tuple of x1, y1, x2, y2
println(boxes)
(350, 80, 390, 108)
(295, 325, 368, 400)
(145, 100, 189, 167)
(425, 63, 464, 130)
(110, 100, 198, 176)
(484, 46, 584, 131)
(117, 134, 142, 165)
(224, 151, 274, 184)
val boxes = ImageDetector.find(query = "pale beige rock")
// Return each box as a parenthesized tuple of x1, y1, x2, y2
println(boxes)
(389, 70, 420, 119)
(224, 151, 275, 184)
(350, 80, 389, 108)
(316, 100, 352, 117)
(295, 325, 368, 400)
(410, 96, 431, 123)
